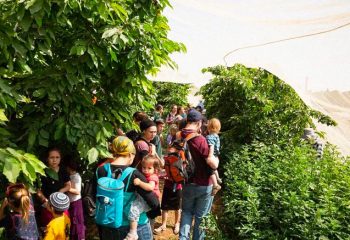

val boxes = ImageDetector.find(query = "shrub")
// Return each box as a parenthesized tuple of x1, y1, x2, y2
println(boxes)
(153, 81, 191, 110)
(222, 142, 350, 239)
(199, 64, 336, 145)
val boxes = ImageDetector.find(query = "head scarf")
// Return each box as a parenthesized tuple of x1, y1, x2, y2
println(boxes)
(111, 136, 136, 155)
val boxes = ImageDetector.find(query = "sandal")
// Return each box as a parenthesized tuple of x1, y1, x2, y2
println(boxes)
(124, 232, 138, 240)
(173, 223, 180, 234)
(211, 184, 221, 196)
(153, 225, 166, 235)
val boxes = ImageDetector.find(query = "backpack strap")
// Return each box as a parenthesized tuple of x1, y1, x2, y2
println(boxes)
(120, 167, 135, 191)
(184, 132, 200, 142)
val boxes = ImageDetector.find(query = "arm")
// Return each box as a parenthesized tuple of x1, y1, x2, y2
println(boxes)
(208, 145, 215, 158)
(131, 171, 160, 209)
(150, 144, 164, 167)
(68, 176, 81, 195)
(134, 178, 155, 191)
(59, 181, 71, 193)
(0, 198, 8, 221)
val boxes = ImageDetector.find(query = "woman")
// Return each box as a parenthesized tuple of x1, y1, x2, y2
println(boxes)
(166, 105, 177, 125)
(95, 136, 160, 240)
(36, 148, 71, 228)
(133, 119, 159, 170)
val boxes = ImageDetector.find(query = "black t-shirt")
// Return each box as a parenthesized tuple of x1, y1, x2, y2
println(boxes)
(40, 167, 70, 198)
(94, 164, 159, 210)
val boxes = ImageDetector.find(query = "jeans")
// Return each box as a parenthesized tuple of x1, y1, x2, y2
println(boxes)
(98, 221, 153, 240)
(179, 184, 213, 240)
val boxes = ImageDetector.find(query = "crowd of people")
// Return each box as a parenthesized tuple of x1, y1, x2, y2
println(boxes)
(0, 102, 222, 240)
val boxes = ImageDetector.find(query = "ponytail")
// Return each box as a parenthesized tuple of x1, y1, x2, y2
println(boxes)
(19, 190, 30, 224)
(7, 185, 31, 224)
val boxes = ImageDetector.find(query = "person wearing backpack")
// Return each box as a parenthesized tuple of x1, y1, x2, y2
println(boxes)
(0, 183, 39, 240)
(94, 136, 160, 240)
(133, 119, 163, 170)
(127, 155, 161, 239)
(154, 141, 183, 235)
(179, 110, 219, 240)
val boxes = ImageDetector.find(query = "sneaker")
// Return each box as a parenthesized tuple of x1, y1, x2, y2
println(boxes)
(153, 225, 166, 235)
(211, 184, 221, 196)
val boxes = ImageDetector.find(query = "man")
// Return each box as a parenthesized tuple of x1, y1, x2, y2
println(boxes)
(179, 110, 218, 240)
(151, 118, 165, 159)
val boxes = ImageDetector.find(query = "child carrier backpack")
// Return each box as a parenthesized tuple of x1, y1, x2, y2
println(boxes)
(165, 132, 199, 183)
(95, 164, 134, 228)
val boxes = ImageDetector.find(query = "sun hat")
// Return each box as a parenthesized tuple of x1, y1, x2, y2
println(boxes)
(49, 192, 70, 211)
(187, 109, 203, 122)
(111, 136, 136, 155)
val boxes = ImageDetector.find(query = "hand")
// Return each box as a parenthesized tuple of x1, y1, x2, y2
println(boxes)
(1, 198, 8, 209)
(150, 144, 156, 155)
(134, 178, 141, 186)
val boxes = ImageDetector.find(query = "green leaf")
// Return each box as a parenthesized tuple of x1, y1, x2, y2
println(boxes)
(3, 157, 21, 183)
(28, 0, 43, 14)
(39, 129, 49, 139)
(12, 42, 27, 57)
(45, 168, 59, 181)
(102, 28, 120, 39)
(0, 109, 8, 121)
(33, 89, 46, 98)
(87, 147, 99, 164)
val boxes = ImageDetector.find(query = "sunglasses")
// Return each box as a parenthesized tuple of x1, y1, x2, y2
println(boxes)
(6, 183, 25, 197)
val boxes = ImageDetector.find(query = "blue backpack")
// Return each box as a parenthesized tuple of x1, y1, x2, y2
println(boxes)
(95, 164, 134, 228)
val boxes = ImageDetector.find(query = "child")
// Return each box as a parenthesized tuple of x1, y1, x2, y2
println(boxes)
(44, 192, 71, 240)
(166, 124, 178, 147)
(154, 142, 182, 235)
(206, 118, 222, 195)
(66, 158, 86, 240)
(125, 155, 161, 240)
(0, 183, 39, 240)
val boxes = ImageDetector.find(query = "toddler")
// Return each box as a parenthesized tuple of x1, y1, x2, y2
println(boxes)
(206, 118, 222, 195)
(125, 155, 161, 240)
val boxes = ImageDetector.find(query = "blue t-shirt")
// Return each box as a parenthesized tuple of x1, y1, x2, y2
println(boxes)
(206, 133, 220, 157)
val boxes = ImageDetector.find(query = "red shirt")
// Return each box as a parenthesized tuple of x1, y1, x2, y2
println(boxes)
(146, 174, 161, 199)
(181, 129, 211, 186)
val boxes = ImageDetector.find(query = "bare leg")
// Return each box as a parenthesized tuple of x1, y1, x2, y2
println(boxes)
(154, 210, 167, 234)
(174, 209, 181, 234)
(124, 221, 138, 240)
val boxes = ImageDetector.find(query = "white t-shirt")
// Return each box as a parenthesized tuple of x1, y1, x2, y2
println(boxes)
(68, 172, 82, 202)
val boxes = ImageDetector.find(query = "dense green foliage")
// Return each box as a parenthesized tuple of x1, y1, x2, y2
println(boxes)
(199, 64, 348, 239)
(200, 64, 336, 145)
(0, 0, 184, 185)
(223, 143, 350, 239)
(153, 81, 191, 109)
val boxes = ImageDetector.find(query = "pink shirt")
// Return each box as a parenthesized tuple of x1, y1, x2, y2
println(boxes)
(146, 174, 160, 199)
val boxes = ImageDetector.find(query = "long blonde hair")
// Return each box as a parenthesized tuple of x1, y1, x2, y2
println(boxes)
(7, 184, 31, 224)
